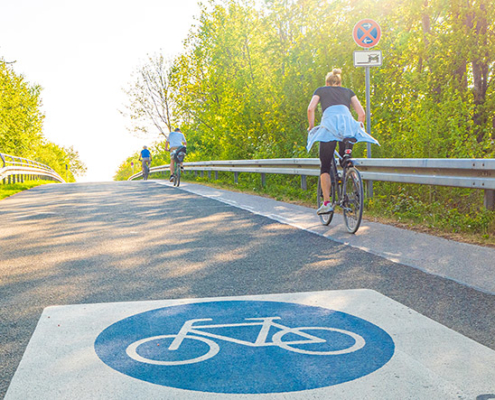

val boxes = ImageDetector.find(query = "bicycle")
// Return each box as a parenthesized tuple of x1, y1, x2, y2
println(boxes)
(125, 316, 366, 366)
(170, 146, 186, 187)
(317, 138, 364, 234)
(141, 161, 150, 181)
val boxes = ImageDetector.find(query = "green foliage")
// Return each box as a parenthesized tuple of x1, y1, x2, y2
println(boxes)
(0, 62, 44, 155)
(114, 153, 141, 181)
(130, 0, 494, 164)
(0, 61, 86, 182)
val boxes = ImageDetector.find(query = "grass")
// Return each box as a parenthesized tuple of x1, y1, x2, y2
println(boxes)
(0, 180, 54, 200)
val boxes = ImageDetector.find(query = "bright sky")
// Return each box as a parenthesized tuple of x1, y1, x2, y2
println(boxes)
(0, 0, 201, 182)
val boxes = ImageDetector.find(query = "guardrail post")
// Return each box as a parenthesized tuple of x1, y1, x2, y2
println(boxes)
(234, 172, 239, 184)
(261, 173, 266, 187)
(208, 171, 211, 180)
(301, 175, 307, 191)
(484, 189, 495, 211)
(366, 180, 373, 199)
(214, 171, 218, 180)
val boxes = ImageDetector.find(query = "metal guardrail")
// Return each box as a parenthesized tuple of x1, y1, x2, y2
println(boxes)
(0, 153, 65, 184)
(128, 157, 495, 210)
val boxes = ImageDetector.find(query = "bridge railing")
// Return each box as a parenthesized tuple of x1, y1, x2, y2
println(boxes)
(128, 157, 495, 210)
(0, 153, 65, 184)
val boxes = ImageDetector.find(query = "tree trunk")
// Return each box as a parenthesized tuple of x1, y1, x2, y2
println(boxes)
(466, 0, 489, 142)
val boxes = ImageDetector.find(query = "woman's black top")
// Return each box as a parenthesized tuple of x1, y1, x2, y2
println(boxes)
(313, 86, 356, 112)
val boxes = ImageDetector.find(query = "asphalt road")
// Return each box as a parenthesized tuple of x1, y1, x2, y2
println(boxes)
(1, 181, 494, 398)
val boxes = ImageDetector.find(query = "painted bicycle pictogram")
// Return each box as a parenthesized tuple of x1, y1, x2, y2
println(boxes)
(95, 300, 395, 393)
(126, 316, 366, 366)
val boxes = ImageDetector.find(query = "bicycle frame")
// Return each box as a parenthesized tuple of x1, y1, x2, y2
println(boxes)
(125, 316, 366, 366)
(169, 317, 326, 350)
(330, 152, 349, 208)
(170, 147, 186, 187)
(141, 160, 150, 180)
(317, 140, 364, 233)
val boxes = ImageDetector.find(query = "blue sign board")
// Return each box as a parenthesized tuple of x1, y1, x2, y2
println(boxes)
(95, 300, 394, 394)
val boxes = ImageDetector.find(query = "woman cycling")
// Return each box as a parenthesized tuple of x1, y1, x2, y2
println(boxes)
(307, 68, 379, 215)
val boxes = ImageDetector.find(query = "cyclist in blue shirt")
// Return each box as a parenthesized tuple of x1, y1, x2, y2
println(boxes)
(139, 146, 152, 178)
(165, 128, 187, 182)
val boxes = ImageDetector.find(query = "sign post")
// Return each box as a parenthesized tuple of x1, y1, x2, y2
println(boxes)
(353, 19, 382, 197)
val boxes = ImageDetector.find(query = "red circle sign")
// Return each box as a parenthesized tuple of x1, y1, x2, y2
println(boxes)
(353, 19, 381, 48)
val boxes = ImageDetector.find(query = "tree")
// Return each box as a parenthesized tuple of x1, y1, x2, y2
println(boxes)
(1, 58, 87, 182)
(63, 146, 87, 178)
(120, 54, 177, 139)
(0, 60, 44, 156)
(117, 0, 495, 172)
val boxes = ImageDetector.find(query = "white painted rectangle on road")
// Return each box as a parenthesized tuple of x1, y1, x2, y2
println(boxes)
(5, 290, 495, 399)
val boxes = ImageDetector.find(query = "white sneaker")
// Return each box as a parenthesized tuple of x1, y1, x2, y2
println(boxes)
(169, 175, 175, 182)
(317, 203, 334, 215)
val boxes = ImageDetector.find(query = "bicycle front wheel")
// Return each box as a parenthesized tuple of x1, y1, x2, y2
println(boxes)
(317, 177, 334, 226)
(342, 167, 364, 234)
(126, 334, 219, 366)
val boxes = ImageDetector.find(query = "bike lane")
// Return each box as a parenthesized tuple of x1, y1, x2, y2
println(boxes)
(5, 290, 495, 399)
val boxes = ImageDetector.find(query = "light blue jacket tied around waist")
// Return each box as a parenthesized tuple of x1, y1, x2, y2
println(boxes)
(306, 105, 380, 152)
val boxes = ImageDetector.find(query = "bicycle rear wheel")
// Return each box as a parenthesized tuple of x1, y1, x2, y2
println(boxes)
(317, 176, 334, 226)
(143, 165, 149, 181)
(342, 167, 364, 234)
(174, 163, 181, 187)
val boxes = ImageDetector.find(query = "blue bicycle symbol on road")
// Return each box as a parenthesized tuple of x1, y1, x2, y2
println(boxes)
(95, 300, 394, 393)
(126, 316, 366, 366)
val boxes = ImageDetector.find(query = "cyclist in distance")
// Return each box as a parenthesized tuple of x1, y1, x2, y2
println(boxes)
(306, 68, 379, 215)
(165, 128, 187, 182)
(139, 146, 152, 177)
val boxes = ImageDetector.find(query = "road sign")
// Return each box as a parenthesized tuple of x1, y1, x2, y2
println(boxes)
(353, 19, 381, 48)
(353, 19, 382, 194)
(354, 50, 382, 67)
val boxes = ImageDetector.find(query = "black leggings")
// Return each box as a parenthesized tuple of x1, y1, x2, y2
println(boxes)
(319, 141, 344, 175)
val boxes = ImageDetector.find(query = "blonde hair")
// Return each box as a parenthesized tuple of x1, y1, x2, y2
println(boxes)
(325, 68, 342, 86)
